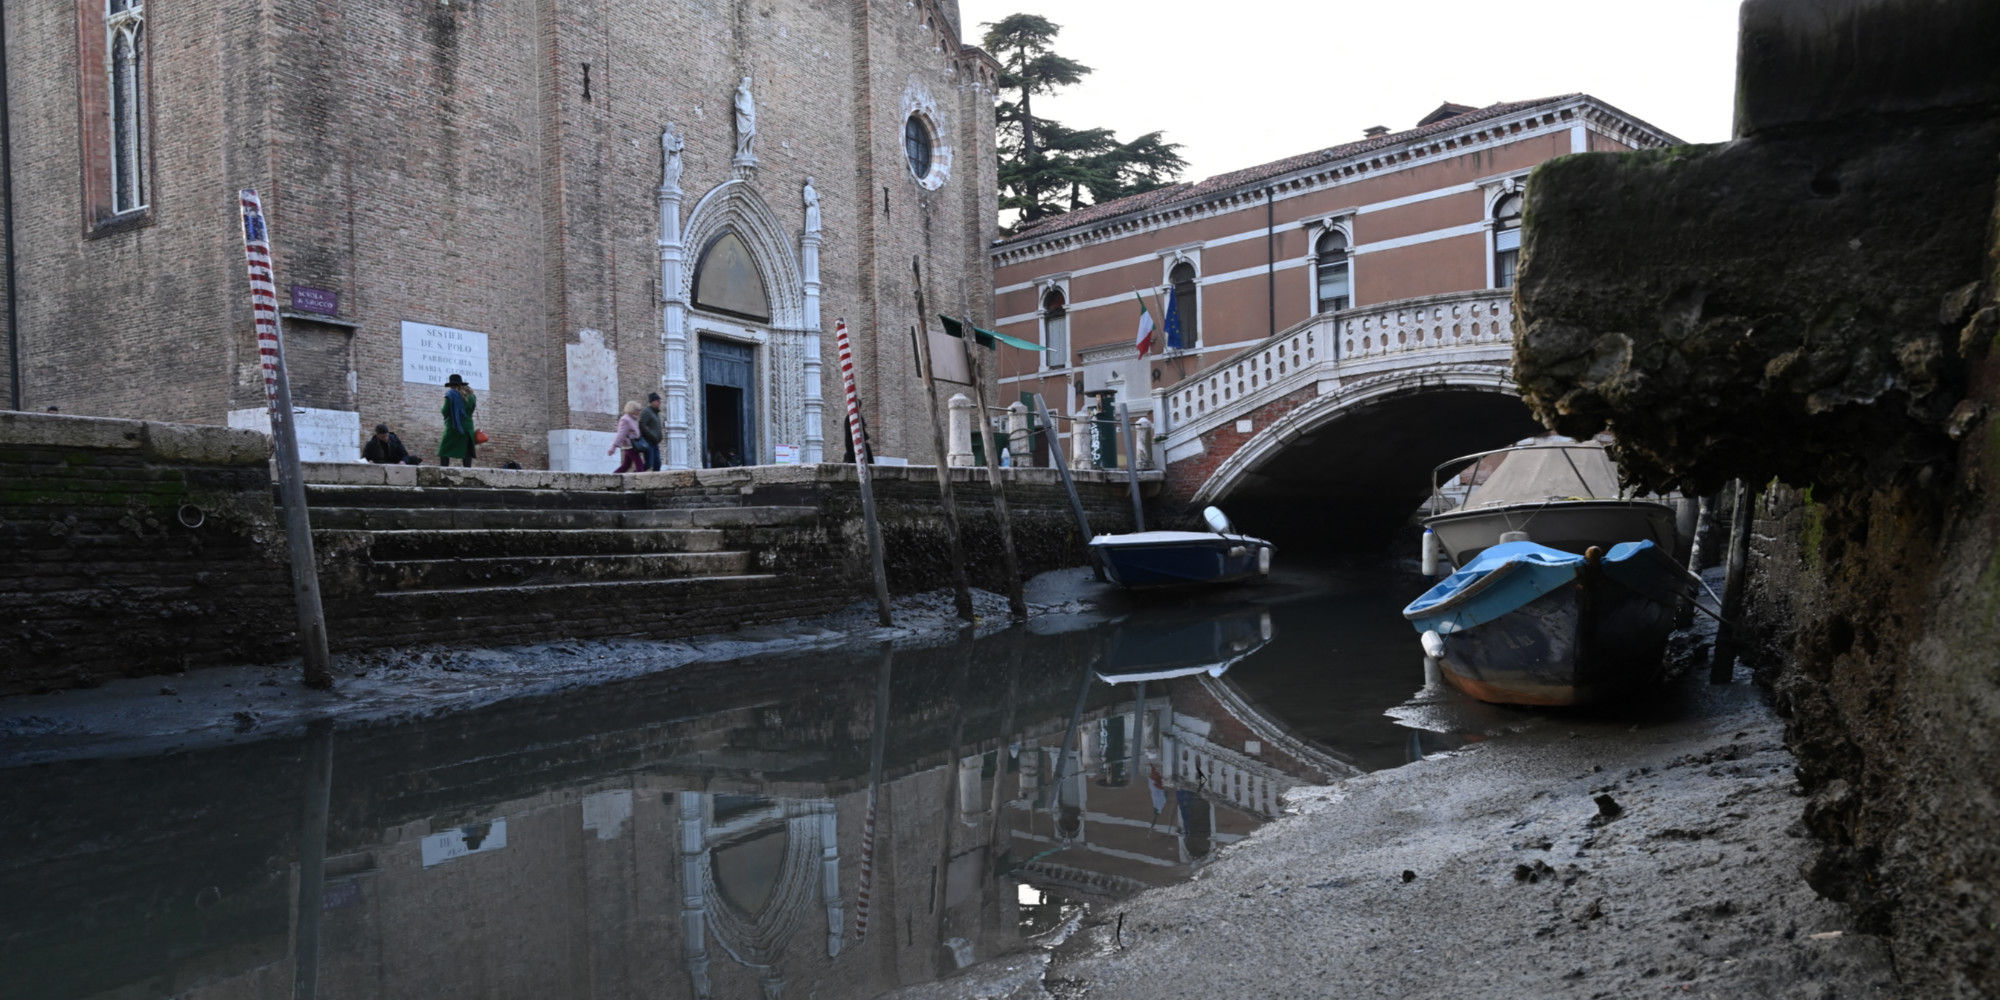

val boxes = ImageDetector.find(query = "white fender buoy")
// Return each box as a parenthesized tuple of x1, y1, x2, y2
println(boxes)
(1420, 528, 1440, 576)
(1421, 630, 1446, 689)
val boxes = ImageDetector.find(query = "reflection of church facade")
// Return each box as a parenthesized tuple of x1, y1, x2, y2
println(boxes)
(1, 0, 998, 469)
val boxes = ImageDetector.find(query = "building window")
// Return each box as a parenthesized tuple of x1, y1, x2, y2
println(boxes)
(904, 114, 934, 181)
(1493, 193, 1523, 289)
(106, 0, 148, 215)
(1315, 229, 1350, 313)
(1169, 261, 1199, 347)
(1040, 287, 1067, 370)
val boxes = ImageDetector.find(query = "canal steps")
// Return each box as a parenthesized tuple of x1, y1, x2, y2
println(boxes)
(297, 474, 845, 648)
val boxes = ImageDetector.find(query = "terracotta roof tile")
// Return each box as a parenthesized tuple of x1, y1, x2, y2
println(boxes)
(999, 95, 1581, 247)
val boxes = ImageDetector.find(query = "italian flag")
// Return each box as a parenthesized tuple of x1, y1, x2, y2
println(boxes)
(1133, 291, 1155, 357)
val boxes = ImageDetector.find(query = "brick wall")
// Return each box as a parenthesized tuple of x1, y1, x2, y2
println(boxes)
(0, 413, 295, 692)
(1161, 383, 1319, 506)
(0, 0, 999, 471)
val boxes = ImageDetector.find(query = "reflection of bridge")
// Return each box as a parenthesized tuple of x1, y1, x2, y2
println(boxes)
(1156, 289, 1541, 539)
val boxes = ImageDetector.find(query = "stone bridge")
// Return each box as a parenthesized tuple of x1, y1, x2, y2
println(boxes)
(1153, 289, 1541, 541)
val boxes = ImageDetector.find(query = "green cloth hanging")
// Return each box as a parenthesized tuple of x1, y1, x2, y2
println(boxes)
(938, 314, 1047, 353)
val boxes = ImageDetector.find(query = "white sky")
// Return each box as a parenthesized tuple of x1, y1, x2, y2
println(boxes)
(957, 0, 1742, 184)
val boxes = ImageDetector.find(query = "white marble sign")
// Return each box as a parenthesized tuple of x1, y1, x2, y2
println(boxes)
(419, 818, 508, 868)
(227, 406, 361, 463)
(565, 328, 619, 414)
(402, 320, 490, 389)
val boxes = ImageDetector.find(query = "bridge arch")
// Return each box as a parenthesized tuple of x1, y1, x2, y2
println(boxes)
(1188, 367, 1540, 546)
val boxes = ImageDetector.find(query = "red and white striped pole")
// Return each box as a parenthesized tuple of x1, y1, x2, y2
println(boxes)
(238, 190, 332, 689)
(835, 319, 893, 626)
(855, 790, 877, 940)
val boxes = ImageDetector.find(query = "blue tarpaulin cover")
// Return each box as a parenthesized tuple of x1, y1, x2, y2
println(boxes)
(1402, 539, 1667, 635)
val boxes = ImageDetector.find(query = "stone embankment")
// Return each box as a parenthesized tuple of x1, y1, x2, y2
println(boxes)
(1511, 0, 2000, 994)
(0, 409, 1154, 694)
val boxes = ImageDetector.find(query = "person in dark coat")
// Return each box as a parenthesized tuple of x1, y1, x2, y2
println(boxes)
(639, 392, 665, 471)
(362, 423, 409, 464)
(438, 374, 478, 467)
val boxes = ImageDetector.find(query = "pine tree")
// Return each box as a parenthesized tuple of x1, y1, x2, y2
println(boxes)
(982, 15, 1186, 231)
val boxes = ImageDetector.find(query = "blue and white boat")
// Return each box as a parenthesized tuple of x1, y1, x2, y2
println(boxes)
(1090, 508, 1274, 591)
(1403, 539, 1686, 706)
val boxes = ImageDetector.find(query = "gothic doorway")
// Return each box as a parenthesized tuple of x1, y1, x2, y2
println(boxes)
(701, 337, 756, 467)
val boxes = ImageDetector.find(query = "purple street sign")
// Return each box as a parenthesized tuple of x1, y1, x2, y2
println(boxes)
(289, 285, 340, 316)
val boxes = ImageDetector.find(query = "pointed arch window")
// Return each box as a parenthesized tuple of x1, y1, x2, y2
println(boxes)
(1315, 229, 1350, 313)
(692, 231, 771, 321)
(106, 0, 148, 216)
(1492, 193, 1523, 289)
(1039, 286, 1068, 370)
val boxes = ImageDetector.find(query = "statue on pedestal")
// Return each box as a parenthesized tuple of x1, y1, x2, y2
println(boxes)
(802, 176, 820, 234)
(661, 124, 684, 192)
(733, 77, 757, 163)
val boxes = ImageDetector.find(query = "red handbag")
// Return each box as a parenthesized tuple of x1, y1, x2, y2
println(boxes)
(473, 430, 490, 445)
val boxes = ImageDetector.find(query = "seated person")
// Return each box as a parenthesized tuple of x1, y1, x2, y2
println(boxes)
(362, 423, 410, 464)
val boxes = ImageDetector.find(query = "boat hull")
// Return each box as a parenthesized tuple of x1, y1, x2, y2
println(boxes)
(1088, 532, 1274, 590)
(1404, 541, 1680, 707)
(1425, 499, 1677, 568)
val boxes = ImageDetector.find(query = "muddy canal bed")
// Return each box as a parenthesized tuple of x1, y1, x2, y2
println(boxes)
(0, 564, 1894, 998)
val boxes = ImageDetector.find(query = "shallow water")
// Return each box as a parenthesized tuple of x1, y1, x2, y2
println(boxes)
(0, 562, 1473, 1000)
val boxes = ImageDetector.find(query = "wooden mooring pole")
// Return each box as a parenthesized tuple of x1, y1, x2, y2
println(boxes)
(1033, 393, 1094, 545)
(1710, 479, 1755, 683)
(1117, 402, 1146, 532)
(238, 191, 332, 690)
(834, 320, 893, 625)
(959, 291, 1027, 622)
(910, 258, 974, 621)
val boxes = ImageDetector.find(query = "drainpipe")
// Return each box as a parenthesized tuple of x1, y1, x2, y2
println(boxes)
(1265, 188, 1276, 339)
(1, 7, 19, 411)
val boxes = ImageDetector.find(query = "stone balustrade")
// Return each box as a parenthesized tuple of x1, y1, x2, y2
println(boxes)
(1163, 289, 1516, 440)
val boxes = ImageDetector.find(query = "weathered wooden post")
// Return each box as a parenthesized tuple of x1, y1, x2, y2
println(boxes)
(1033, 393, 1093, 546)
(958, 306, 1028, 622)
(1710, 480, 1755, 683)
(834, 320, 893, 625)
(909, 258, 973, 621)
(292, 719, 334, 999)
(1117, 402, 1146, 532)
(237, 191, 332, 690)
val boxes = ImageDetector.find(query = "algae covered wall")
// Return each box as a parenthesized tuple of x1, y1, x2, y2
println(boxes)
(0, 413, 296, 692)
(1510, 1, 2000, 993)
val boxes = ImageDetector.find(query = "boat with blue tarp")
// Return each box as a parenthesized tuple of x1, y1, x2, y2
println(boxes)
(1402, 539, 1685, 706)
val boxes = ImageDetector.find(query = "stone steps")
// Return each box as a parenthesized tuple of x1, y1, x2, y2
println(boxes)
(302, 483, 648, 510)
(368, 550, 754, 590)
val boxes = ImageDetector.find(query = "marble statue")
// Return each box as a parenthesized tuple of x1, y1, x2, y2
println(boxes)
(734, 77, 757, 161)
(661, 124, 684, 191)
(802, 176, 820, 234)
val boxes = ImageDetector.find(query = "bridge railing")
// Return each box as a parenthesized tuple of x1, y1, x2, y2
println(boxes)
(1163, 288, 1515, 441)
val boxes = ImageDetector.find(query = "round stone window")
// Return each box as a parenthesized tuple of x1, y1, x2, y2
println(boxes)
(903, 114, 935, 181)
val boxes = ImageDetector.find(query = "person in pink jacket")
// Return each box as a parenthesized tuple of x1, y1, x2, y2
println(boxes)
(607, 401, 646, 472)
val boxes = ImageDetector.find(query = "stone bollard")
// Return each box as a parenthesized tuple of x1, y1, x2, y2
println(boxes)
(1071, 409, 1094, 468)
(1007, 401, 1031, 465)
(1133, 416, 1155, 471)
(946, 394, 975, 467)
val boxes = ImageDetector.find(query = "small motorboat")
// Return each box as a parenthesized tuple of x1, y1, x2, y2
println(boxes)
(1090, 507, 1274, 591)
(1420, 438, 1678, 571)
(1403, 539, 1687, 706)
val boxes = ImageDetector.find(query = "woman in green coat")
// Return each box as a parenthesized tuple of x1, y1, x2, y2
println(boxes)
(438, 374, 478, 466)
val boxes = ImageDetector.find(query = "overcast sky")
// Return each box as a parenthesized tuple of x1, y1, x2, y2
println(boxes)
(958, 0, 1742, 184)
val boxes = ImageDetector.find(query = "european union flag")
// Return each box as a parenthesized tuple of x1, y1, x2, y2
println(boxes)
(1161, 287, 1183, 351)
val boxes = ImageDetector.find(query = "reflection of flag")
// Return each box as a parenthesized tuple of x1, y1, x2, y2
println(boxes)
(1147, 763, 1168, 815)
(1133, 292, 1155, 357)
(1162, 286, 1183, 351)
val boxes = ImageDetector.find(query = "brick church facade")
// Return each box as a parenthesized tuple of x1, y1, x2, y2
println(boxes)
(0, 0, 999, 469)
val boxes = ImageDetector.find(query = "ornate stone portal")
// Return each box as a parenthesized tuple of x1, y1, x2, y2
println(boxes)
(677, 792, 841, 999)
(657, 113, 824, 469)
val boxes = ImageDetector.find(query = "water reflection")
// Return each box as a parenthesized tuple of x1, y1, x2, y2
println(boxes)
(0, 578, 1446, 1000)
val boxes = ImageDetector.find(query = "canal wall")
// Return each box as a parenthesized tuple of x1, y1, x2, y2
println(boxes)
(0, 410, 1157, 693)
(0, 412, 298, 690)
(1511, 1, 2000, 994)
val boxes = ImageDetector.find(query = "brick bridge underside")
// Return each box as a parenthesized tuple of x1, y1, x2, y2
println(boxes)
(1163, 371, 1541, 549)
